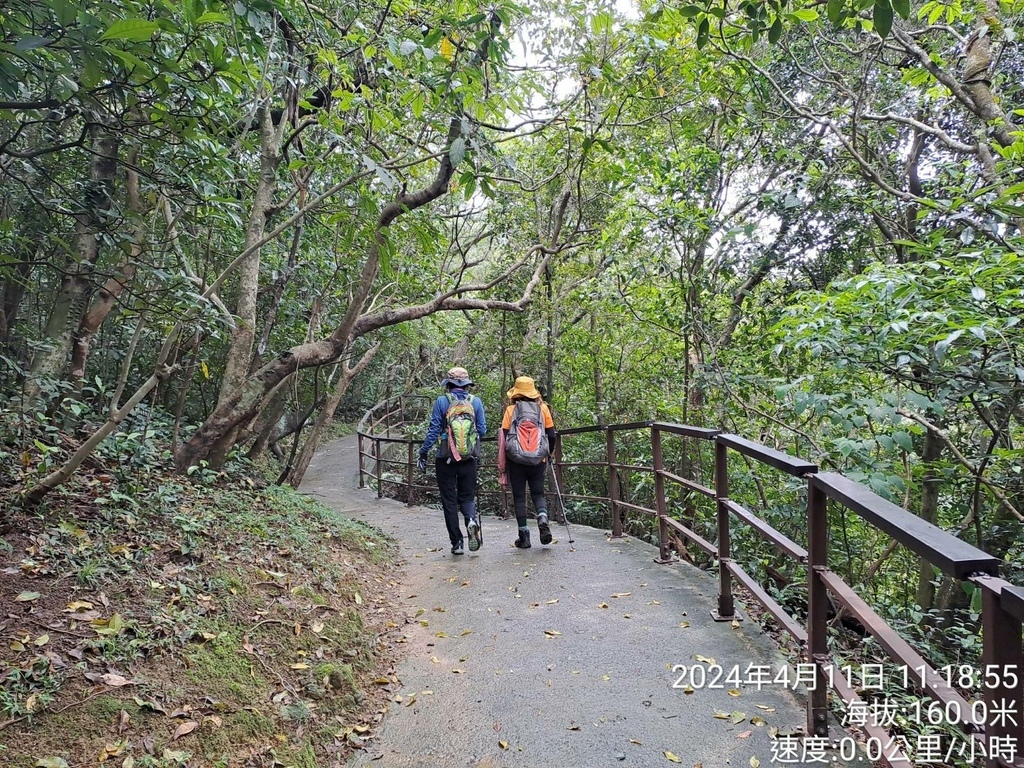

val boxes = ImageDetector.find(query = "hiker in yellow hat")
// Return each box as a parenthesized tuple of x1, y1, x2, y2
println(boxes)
(418, 366, 487, 555)
(497, 376, 557, 548)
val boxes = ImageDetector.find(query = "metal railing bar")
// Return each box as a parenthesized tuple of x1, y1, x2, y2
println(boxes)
(717, 433, 818, 476)
(816, 567, 975, 723)
(652, 422, 721, 439)
(722, 499, 808, 562)
(608, 420, 655, 431)
(658, 470, 715, 498)
(723, 559, 807, 644)
(812, 473, 999, 578)
(615, 499, 658, 517)
(663, 517, 717, 556)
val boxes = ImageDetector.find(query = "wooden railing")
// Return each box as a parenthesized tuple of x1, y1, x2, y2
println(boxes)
(357, 400, 1024, 768)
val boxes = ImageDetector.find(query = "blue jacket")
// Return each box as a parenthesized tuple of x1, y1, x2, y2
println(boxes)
(419, 388, 487, 459)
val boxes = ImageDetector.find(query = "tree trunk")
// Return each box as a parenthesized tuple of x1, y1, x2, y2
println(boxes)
(23, 125, 120, 406)
(285, 343, 380, 487)
(208, 106, 286, 467)
(914, 426, 945, 611)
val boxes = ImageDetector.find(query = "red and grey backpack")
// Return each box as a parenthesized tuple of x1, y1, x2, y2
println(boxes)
(505, 400, 549, 465)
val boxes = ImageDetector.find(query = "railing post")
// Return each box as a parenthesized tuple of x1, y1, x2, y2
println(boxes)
(713, 438, 735, 620)
(807, 479, 829, 737)
(607, 427, 621, 537)
(406, 440, 414, 506)
(653, 426, 670, 563)
(979, 577, 1024, 768)
(358, 432, 365, 488)
(375, 436, 383, 499)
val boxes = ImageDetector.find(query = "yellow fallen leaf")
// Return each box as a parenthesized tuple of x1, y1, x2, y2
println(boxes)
(460, 629, 472, 636)
(755, 705, 775, 712)
(290, 663, 309, 670)
(546, 599, 558, 604)
(713, 710, 731, 720)
(10, 641, 25, 652)
(543, 630, 562, 637)
(354, 592, 362, 604)
(750, 758, 761, 768)
(630, 739, 641, 744)
(730, 711, 747, 724)
(682, 684, 694, 694)
(695, 654, 716, 664)
(372, 677, 392, 685)
(34, 634, 49, 646)
(602, 674, 611, 681)
(751, 716, 767, 726)
(498, 740, 509, 750)
(418, 620, 429, 627)
(664, 750, 682, 763)
(611, 592, 631, 598)
(598, 603, 609, 609)
(451, 669, 464, 674)
(66, 601, 94, 612)
(728, 688, 741, 697)
(435, 631, 448, 638)
(678, 621, 690, 628)
(172, 720, 198, 740)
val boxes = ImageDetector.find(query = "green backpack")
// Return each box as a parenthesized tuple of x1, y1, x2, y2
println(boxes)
(444, 394, 479, 461)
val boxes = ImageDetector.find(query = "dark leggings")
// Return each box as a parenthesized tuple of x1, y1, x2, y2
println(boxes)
(507, 460, 547, 526)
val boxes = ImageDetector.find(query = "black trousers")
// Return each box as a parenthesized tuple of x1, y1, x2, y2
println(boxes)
(507, 460, 547, 526)
(435, 456, 478, 546)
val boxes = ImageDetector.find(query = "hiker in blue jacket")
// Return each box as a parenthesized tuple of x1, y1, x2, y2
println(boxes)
(418, 367, 487, 555)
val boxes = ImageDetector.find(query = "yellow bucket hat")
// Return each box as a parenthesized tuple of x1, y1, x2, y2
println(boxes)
(507, 376, 541, 401)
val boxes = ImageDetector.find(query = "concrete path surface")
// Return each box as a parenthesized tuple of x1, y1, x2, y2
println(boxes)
(302, 437, 856, 768)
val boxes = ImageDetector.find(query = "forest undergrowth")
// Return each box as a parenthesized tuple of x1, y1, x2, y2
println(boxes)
(0, 418, 402, 768)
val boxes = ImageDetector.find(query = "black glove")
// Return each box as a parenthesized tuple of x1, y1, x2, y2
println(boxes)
(417, 455, 427, 473)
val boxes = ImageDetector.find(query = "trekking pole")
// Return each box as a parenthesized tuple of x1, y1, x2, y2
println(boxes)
(548, 460, 575, 552)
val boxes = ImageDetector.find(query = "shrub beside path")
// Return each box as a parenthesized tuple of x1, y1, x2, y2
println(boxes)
(302, 437, 852, 768)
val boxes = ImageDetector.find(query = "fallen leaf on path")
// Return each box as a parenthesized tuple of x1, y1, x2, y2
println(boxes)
(730, 711, 747, 724)
(649, 600, 661, 605)
(598, 603, 609, 609)
(611, 592, 631, 598)
(435, 631, 448, 638)
(682, 684, 694, 694)
(664, 751, 682, 763)
(100, 673, 135, 687)
(755, 705, 775, 712)
(172, 721, 198, 740)
(451, 669, 464, 674)
(543, 630, 561, 637)
(460, 629, 472, 636)
(751, 716, 766, 726)
(728, 689, 741, 697)
(34, 635, 49, 646)
(630, 739, 641, 745)
(713, 711, 731, 720)
(545, 599, 558, 604)
(736, 730, 752, 739)
(34, 759, 69, 768)
(567, 724, 580, 730)
(498, 740, 509, 750)
(65, 601, 93, 612)
(678, 621, 690, 628)
(750, 758, 761, 768)
(16, 591, 41, 602)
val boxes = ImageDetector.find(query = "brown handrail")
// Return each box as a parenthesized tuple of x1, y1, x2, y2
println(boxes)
(357, 400, 1024, 768)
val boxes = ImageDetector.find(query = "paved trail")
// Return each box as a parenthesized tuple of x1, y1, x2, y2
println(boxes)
(302, 437, 848, 768)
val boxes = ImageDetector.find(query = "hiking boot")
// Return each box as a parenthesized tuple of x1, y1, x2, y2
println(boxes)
(467, 519, 482, 552)
(537, 512, 552, 545)
(514, 529, 531, 549)
(451, 540, 465, 555)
